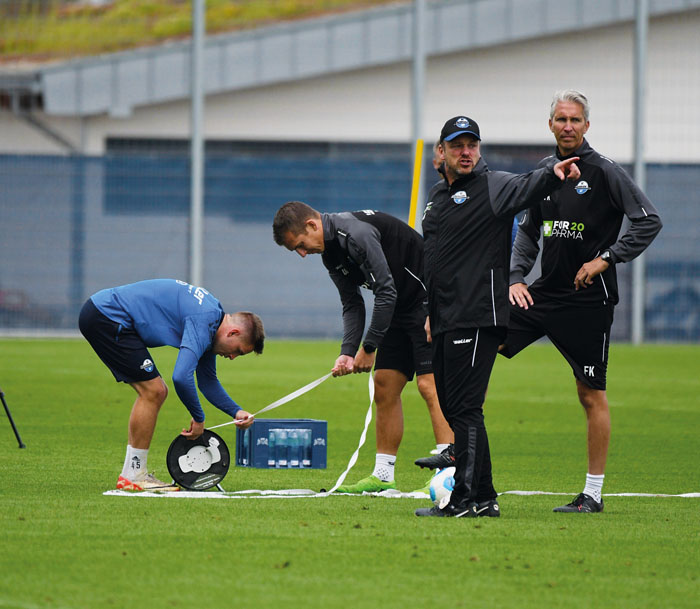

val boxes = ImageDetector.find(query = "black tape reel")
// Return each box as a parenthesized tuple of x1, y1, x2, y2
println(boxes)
(166, 429, 230, 490)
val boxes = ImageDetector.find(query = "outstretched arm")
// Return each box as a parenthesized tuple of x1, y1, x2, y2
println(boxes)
(488, 157, 580, 218)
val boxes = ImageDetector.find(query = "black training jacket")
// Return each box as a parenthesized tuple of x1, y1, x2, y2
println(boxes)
(422, 157, 562, 336)
(510, 139, 663, 306)
(321, 210, 426, 356)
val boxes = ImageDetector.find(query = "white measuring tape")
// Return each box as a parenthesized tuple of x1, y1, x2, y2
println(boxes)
(208, 372, 334, 429)
(322, 373, 374, 495)
(207, 370, 375, 496)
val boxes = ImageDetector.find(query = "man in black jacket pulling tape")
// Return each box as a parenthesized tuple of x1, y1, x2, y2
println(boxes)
(416, 115, 582, 517)
(273, 202, 454, 493)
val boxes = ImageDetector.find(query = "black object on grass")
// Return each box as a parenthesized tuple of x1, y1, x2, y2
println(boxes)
(1, 386, 26, 448)
(166, 429, 230, 490)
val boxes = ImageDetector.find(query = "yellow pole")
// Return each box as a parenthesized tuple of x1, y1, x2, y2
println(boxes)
(407, 138, 424, 229)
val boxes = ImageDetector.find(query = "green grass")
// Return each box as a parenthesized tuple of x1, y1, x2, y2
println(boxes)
(1, 339, 699, 609)
(0, 0, 399, 62)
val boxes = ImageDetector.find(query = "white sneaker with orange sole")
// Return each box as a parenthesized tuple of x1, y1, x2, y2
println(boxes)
(117, 473, 179, 492)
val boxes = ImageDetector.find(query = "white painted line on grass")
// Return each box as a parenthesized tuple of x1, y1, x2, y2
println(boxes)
(103, 489, 700, 500)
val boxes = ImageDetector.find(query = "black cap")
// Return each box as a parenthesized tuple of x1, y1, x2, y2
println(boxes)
(440, 116, 481, 142)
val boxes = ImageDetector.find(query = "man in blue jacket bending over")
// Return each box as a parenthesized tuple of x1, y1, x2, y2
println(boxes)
(79, 279, 265, 491)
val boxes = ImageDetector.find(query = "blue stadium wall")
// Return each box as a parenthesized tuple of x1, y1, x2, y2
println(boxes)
(1, 151, 698, 341)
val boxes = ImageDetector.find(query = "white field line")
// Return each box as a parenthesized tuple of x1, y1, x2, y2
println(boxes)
(103, 489, 700, 500)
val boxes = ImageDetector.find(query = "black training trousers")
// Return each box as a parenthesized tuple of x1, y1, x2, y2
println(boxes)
(432, 327, 505, 504)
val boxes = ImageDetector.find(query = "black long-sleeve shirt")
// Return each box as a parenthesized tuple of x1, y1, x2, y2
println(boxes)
(422, 157, 563, 336)
(321, 211, 426, 356)
(510, 139, 663, 306)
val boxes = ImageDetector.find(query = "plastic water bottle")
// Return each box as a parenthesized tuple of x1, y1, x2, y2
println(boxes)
(242, 428, 249, 466)
(267, 429, 276, 467)
(301, 429, 312, 467)
(276, 429, 288, 467)
(288, 429, 300, 467)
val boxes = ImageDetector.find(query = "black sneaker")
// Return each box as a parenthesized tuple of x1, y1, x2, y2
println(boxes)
(414, 444, 455, 469)
(415, 500, 478, 518)
(553, 492, 604, 513)
(475, 498, 500, 517)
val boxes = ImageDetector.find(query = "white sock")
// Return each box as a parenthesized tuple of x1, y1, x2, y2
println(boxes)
(583, 473, 605, 503)
(435, 443, 450, 453)
(372, 453, 396, 482)
(121, 445, 149, 481)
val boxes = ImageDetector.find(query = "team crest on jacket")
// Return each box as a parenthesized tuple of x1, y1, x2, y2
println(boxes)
(575, 180, 591, 195)
(452, 191, 469, 205)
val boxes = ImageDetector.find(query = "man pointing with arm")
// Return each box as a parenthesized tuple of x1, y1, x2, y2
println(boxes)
(417, 115, 581, 517)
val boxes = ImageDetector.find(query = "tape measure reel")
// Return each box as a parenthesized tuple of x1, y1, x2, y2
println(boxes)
(166, 429, 230, 490)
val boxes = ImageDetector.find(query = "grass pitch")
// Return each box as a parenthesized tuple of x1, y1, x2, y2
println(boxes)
(0, 339, 698, 609)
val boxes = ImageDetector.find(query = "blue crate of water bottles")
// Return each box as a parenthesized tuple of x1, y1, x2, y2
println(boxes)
(235, 418, 327, 469)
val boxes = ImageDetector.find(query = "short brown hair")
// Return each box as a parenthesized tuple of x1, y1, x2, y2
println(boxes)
(272, 201, 320, 246)
(234, 311, 265, 354)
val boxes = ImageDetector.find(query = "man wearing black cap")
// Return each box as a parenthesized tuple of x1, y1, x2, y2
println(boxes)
(416, 116, 582, 517)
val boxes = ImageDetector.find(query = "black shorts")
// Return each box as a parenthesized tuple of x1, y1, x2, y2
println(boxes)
(375, 309, 432, 380)
(500, 293, 614, 390)
(78, 299, 161, 384)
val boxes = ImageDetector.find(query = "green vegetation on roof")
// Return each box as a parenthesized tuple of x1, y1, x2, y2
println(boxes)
(0, 0, 401, 63)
